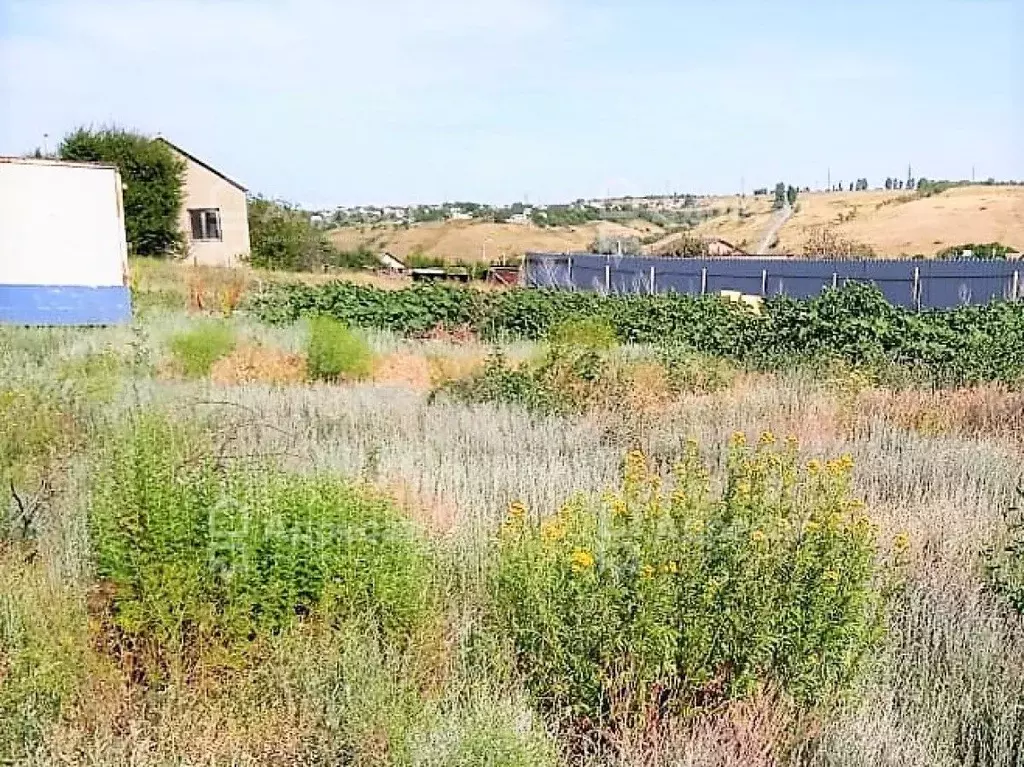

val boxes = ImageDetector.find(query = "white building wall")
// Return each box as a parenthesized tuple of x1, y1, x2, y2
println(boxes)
(0, 159, 128, 287)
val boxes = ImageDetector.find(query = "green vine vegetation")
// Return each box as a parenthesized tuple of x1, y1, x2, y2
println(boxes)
(247, 282, 1024, 385)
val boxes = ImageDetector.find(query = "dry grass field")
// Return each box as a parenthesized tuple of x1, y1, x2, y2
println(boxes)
(696, 185, 1024, 256)
(329, 219, 662, 263)
(328, 186, 1024, 261)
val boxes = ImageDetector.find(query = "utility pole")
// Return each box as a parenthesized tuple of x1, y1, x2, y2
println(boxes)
(827, 167, 831, 192)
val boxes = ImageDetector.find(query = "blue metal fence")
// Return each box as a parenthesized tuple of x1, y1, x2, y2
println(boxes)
(524, 253, 1023, 309)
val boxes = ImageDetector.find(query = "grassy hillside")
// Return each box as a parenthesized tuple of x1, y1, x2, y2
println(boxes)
(328, 186, 1024, 261)
(329, 219, 663, 263)
(699, 185, 1024, 255)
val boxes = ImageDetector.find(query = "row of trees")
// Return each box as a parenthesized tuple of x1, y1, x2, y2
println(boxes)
(48, 127, 340, 271)
(884, 177, 918, 191)
(772, 183, 799, 209)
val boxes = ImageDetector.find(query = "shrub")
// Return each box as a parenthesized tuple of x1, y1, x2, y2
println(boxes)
(248, 197, 341, 272)
(437, 345, 611, 415)
(936, 242, 1019, 260)
(59, 127, 185, 257)
(547, 316, 619, 351)
(306, 316, 373, 382)
(168, 321, 236, 377)
(801, 225, 875, 259)
(436, 351, 573, 415)
(57, 349, 124, 402)
(0, 553, 87, 762)
(88, 415, 436, 677)
(657, 345, 738, 394)
(491, 438, 891, 733)
(0, 386, 79, 496)
(985, 498, 1024, 613)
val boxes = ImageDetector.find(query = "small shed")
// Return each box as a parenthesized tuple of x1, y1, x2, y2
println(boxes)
(0, 157, 131, 324)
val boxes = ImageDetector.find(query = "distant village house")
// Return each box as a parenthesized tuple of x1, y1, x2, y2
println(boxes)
(156, 137, 251, 267)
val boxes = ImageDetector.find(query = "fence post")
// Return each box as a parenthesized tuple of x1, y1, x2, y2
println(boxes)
(832, 272, 838, 289)
(913, 266, 921, 310)
(604, 263, 611, 293)
(761, 268, 767, 296)
(701, 267, 707, 296)
(1014, 270, 1020, 301)
(649, 265, 656, 295)
(567, 257, 573, 287)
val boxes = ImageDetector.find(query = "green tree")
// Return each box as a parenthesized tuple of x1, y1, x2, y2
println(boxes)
(786, 184, 798, 206)
(58, 127, 185, 257)
(885, 177, 893, 190)
(247, 197, 348, 271)
(773, 182, 786, 209)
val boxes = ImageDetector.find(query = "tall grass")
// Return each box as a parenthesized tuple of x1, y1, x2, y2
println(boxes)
(1, 312, 1023, 765)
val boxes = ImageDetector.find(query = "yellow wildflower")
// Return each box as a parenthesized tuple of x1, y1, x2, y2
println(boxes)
(807, 459, 822, 475)
(507, 500, 526, 521)
(661, 560, 679, 575)
(641, 564, 656, 579)
(570, 549, 595, 572)
(758, 430, 776, 446)
(729, 431, 747, 448)
(750, 529, 766, 544)
(540, 518, 566, 544)
(624, 450, 647, 485)
(894, 531, 910, 551)
(823, 569, 839, 583)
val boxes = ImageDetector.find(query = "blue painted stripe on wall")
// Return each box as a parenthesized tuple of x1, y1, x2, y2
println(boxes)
(0, 285, 132, 325)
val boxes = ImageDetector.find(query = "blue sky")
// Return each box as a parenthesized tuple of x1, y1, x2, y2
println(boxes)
(1, 0, 1021, 207)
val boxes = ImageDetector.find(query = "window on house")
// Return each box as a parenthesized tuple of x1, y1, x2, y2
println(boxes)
(188, 208, 222, 241)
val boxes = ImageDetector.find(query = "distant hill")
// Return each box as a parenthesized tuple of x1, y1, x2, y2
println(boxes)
(328, 219, 663, 263)
(328, 185, 1024, 261)
(695, 185, 1024, 256)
